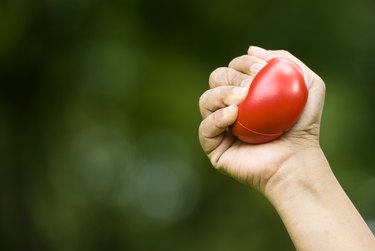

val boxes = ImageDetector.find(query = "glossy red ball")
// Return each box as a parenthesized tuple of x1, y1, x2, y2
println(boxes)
(230, 57, 308, 144)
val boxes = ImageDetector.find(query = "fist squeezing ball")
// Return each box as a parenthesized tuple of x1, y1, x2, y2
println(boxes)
(230, 57, 308, 144)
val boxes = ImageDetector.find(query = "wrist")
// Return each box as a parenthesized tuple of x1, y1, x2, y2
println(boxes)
(264, 147, 336, 207)
(263, 147, 375, 251)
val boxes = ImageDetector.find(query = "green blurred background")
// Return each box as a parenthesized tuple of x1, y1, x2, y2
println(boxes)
(1, 0, 375, 250)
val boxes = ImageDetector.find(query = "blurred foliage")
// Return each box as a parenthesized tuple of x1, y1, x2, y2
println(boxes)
(1, 0, 375, 250)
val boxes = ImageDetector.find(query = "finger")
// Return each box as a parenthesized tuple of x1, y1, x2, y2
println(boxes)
(209, 67, 253, 88)
(228, 55, 267, 76)
(247, 46, 316, 84)
(199, 86, 249, 118)
(248, 46, 326, 128)
(199, 105, 238, 154)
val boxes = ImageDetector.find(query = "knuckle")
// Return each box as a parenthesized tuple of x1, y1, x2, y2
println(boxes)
(229, 55, 248, 68)
(229, 55, 246, 67)
(198, 120, 206, 137)
(209, 67, 227, 87)
(228, 57, 238, 67)
(198, 131, 206, 147)
(199, 120, 213, 143)
(199, 90, 209, 108)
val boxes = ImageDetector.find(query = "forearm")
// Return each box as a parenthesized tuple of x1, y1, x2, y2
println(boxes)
(265, 148, 375, 251)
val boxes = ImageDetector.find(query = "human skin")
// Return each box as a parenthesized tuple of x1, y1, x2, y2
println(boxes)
(198, 46, 375, 251)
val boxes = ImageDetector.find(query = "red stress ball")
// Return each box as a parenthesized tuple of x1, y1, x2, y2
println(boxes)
(230, 57, 308, 144)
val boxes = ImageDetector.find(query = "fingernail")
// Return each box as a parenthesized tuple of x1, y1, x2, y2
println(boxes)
(241, 79, 252, 87)
(250, 63, 265, 75)
(232, 87, 249, 95)
(249, 46, 267, 53)
(223, 104, 236, 114)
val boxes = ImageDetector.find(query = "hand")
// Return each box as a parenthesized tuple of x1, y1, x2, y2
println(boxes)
(198, 46, 326, 194)
(199, 46, 375, 251)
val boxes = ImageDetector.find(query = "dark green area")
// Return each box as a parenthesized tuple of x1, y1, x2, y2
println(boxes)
(1, 0, 375, 250)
